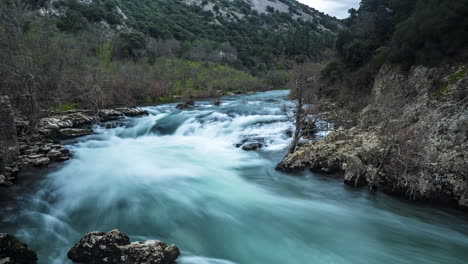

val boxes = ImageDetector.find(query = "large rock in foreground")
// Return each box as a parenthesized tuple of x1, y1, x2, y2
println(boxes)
(68, 229, 180, 264)
(0, 233, 38, 264)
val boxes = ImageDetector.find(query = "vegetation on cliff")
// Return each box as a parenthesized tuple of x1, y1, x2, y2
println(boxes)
(319, 0, 468, 115)
(282, 0, 468, 209)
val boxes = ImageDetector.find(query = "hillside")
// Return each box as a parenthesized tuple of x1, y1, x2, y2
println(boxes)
(40, 0, 340, 70)
(0, 0, 341, 128)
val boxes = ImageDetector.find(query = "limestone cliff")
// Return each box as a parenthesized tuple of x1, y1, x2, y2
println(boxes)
(278, 64, 468, 209)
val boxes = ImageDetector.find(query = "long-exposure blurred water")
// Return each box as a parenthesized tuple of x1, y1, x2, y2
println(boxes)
(1, 90, 468, 264)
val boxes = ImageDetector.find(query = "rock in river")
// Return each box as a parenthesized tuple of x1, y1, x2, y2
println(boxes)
(241, 143, 262, 151)
(235, 137, 266, 151)
(68, 229, 180, 264)
(0, 233, 38, 264)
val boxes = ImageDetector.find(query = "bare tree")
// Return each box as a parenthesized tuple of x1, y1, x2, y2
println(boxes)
(0, 0, 40, 133)
(286, 62, 323, 154)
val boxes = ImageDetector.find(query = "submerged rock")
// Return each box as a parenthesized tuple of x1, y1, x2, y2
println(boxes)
(235, 137, 266, 151)
(68, 229, 180, 264)
(0, 233, 38, 264)
(241, 143, 262, 151)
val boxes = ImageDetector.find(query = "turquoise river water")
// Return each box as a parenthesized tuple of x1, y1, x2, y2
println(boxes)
(1, 90, 468, 264)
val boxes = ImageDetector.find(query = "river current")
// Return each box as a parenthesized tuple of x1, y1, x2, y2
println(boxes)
(1, 90, 468, 264)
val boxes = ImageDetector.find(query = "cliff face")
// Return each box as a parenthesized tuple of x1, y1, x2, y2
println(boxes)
(278, 64, 468, 209)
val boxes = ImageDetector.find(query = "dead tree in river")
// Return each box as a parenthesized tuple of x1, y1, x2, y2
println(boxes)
(286, 63, 322, 154)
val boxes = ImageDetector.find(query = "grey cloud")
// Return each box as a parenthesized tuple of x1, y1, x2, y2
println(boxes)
(297, 0, 360, 18)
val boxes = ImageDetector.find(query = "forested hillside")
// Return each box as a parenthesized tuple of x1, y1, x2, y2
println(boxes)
(0, 0, 340, 132)
(40, 0, 339, 70)
(319, 0, 468, 112)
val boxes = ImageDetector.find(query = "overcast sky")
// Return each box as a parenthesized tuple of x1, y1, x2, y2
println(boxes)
(297, 0, 360, 18)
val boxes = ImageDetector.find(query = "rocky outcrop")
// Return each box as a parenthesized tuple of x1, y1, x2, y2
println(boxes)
(276, 128, 383, 177)
(68, 229, 180, 264)
(0, 107, 148, 187)
(278, 64, 468, 210)
(38, 108, 148, 140)
(0, 233, 38, 264)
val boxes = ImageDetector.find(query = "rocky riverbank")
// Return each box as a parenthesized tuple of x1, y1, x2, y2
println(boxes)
(0, 230, 180, 264)
(0, 233, 38, 264)
(0, 102, 148, 187)
(278, 64, 468, 210)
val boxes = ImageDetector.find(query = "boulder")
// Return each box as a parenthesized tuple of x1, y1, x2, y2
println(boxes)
(235, 137, 266, 151)
(38, 145, 51, 154)
(118, 108, 149, 117)
(98, 109, 122, 121)
(68, 229, 180, 264)
(33, 158, 50, 167)
(242, 143, 262, 151)
(0, 233, 38, 264)
(47, 150, 62, 160)
(27, 154, 44, 160)
(59, 148, 70, 155)
(57, 128, 93, 139)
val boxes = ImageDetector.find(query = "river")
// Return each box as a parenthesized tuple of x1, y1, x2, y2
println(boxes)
(1, 90, 468, 264)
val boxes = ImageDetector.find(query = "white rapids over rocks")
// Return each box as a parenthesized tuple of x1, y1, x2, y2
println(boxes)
(1, 90, 468, 264)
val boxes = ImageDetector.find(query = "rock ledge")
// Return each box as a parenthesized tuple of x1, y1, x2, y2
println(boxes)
(0, 233, 38, 264)
(68, 229, 180, 264)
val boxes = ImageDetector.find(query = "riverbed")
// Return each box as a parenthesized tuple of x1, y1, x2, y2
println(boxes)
(1, 90, 468, 264)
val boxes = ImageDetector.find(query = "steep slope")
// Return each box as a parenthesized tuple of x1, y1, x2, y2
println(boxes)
(41, 0, 340, 70)
(278, 0, 468, 210)
(278, 64, 468, 209)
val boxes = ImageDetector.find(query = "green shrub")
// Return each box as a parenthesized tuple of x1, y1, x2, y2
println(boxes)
(56, 102, 79, 112)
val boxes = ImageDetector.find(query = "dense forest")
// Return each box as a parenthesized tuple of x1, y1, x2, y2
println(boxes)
(318, 0, 468, 114)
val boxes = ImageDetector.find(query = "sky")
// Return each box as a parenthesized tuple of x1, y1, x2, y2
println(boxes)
(297, 0, 361, 18)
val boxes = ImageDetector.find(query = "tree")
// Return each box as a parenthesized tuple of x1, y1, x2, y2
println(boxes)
(0, 0, 41, 133)
(286, 63, 322, 154)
